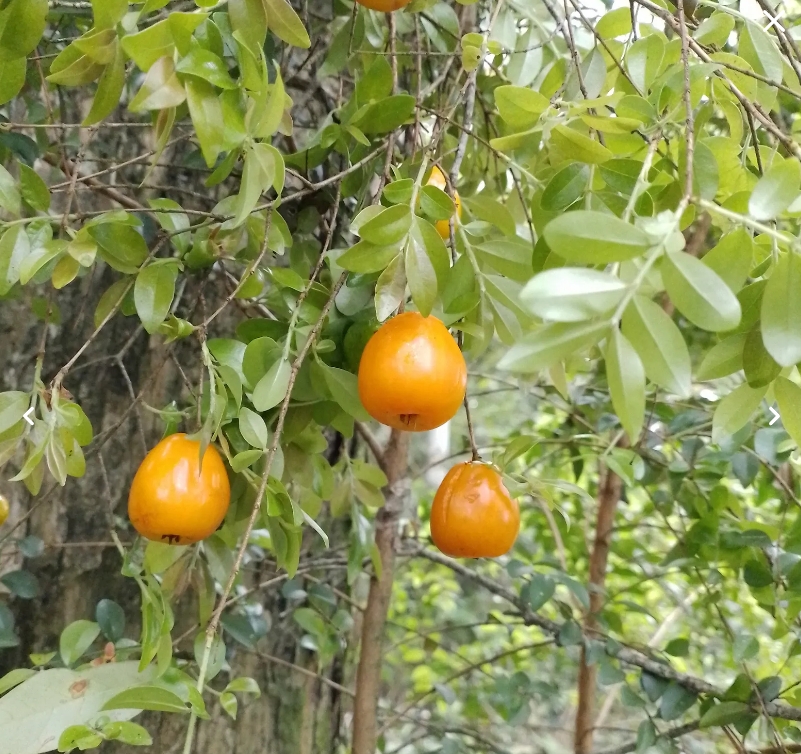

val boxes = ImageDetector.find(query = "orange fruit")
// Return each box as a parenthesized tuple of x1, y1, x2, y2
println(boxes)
(427, 165, 462, 240)
(357, 312, 467, 432)
(128, 433, 230, 545)
(354, 0, 412, 10)
(0, 495, 9, 526)
(430, 462, 520, 558)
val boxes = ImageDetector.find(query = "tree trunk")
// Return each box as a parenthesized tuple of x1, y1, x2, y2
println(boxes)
(0, 272, 342, 753)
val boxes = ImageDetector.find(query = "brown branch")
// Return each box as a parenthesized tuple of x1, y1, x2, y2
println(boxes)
(595, 721, 700, 754)
(575, 462, 624, 754)
(411, 546, 801, 724)
(352, 429, 410, 754)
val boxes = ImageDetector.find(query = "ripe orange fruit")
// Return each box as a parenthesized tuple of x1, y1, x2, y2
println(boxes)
(354, 0, 412, 10)
(357, 312, 467, 432)
(430, 462, 520, 558)
(427, 165, 462, 240)
(128, 433, 230, 545)
(0, 495, 9, 527)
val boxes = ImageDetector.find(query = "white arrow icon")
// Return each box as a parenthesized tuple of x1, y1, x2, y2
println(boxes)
(23, 408, 34, 426)
(769, 406, 781, 426)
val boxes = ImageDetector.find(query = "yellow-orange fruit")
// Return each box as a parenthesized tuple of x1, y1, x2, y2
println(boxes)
(357, 312, 467, 432)
(128, 433, 230, 545)
(431, 462, 520, 558)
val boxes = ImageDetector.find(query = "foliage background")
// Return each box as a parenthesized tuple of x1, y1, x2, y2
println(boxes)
(3, 0, 801, 752)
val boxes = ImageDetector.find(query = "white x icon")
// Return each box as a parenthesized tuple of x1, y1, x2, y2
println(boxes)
(763, 7, 783, 31)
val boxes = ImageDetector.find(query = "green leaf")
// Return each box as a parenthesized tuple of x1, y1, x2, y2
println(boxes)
(494, 85, 548, 129)
(59, 725, 102, 752)
(626, 34, 664, 93)
(696, 333, 746, 381)
(185, 77, 224, 168)
(92, 0, 127, 29)
(359, 205, 412, 246)
(134, 261, 178, 334)
(225, 677, 261, 697)
(606, 329, 645, 441)
(520, 268, 626, 322)
(0, 391, 27, 435)
(252, 358, 291, 412)
(0, 668, 33, 698)
(712, 382, 767, 443)
(375, 253, 406, 322)
(540, 163, 589, 212)
(543, 211, 651, 263)
(550, 125, 612, 164)
(743, 326, 780, 388)
(0, 164, 21, 217)
(60, 620, 100, 667)
(102, 721, 152, 746)
(694, 11, 734, 46)
(420, 185, 455, 222)
(321, 365, 371, 421)
(1, 570, 39, 599)
(702, 229, 753, 293)
(18, 164, 50, 213)
(239, 407, 268, 449)
(220, 691, 238, 719)
(699, 701, 752, 728)
(405, 218, 448, 317)
(19, 240, 64, 285)
(0, 226, 29, 295)
(762, 252, 801, 366)
(498, 321, 609, 373)
(83, 40, 126, 126)
(527, 574, 555, 610)
(90, 223, 148, 274)
(749, 159, 801, 221)
(775, 377, 801, 450)
(95, 599, 125, 642)
(338, 241, 399, 275)
(658, 682, 697, 721)
(103, 685, 190, 714)
(355, 95, 416, 134)
(636, 719, 656, 752)
(662, 251, 741, 331)
(0, 0, 47, 62)
(740, 20, 783, 84)
(0, 57, 26, 106)
(621, 295, 691, 397)
(596, 7, 632, 38)
(129, 57, 186, 112)
(263, 0, 311, 48)
(176, 49, 237, 90)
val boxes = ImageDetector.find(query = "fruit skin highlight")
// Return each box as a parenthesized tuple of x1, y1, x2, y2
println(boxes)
(354, 0, 412, 10)
(0, 495, 9, 527)
(427, 165, 462, 240)
(430, 462, 520, 558)
(128, 433, 231, 545)
(358, 312, 467, 432)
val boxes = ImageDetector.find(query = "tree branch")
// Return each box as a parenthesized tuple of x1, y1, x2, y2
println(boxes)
(575, 462, 624, 754)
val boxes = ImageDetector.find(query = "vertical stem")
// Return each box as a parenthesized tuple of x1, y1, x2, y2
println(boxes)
(574, 460, 624, 754)
(351, 430, 409, 754)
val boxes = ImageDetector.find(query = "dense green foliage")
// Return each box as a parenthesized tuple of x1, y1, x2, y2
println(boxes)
(3, 0, 801, 751)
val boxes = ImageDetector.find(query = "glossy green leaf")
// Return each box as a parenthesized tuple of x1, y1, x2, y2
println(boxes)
(540, 164, 589, 212)
(90, 223, 148, 274)
(0, 0, 47, 62)
(743, 326, 780, 388)
(702, 229, 753, 293)
(0, 391, 27, 435)
(239, 407, 268, 449)
(103, 686, 190, 714)
(762, 252, 801, 366)
(252, 358, 291, 412)
(497, 321, 609, 373)
(621, 295, 691, 397)
(712, 382, 767, 442)
(550, 125, 612, 164)
(662, 251, 741, 331)
(321, 365, 371, 421)
(129, 57, 186, 112)
(494, 85, 548, 129)
(359, 205, 412, 246)
(775, 377, 801, 450)
(0, 164, 21, 217)
(185, 77, 224, 168)
(543, 211, 651, 263)
(606, 329, 645, 441)
(0, 57, 26, 107)
(520, 268, 626, 322)
(134, 261, 178, 334)
(700, 701, 753, 728)
(748, 159, 801, 221)
(405, 218, 448, 318)
(60, 620, 100, 667)
(696, 333, 746, 381)
(18, 165, 49, 213)
(263, 0, 311, 48)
